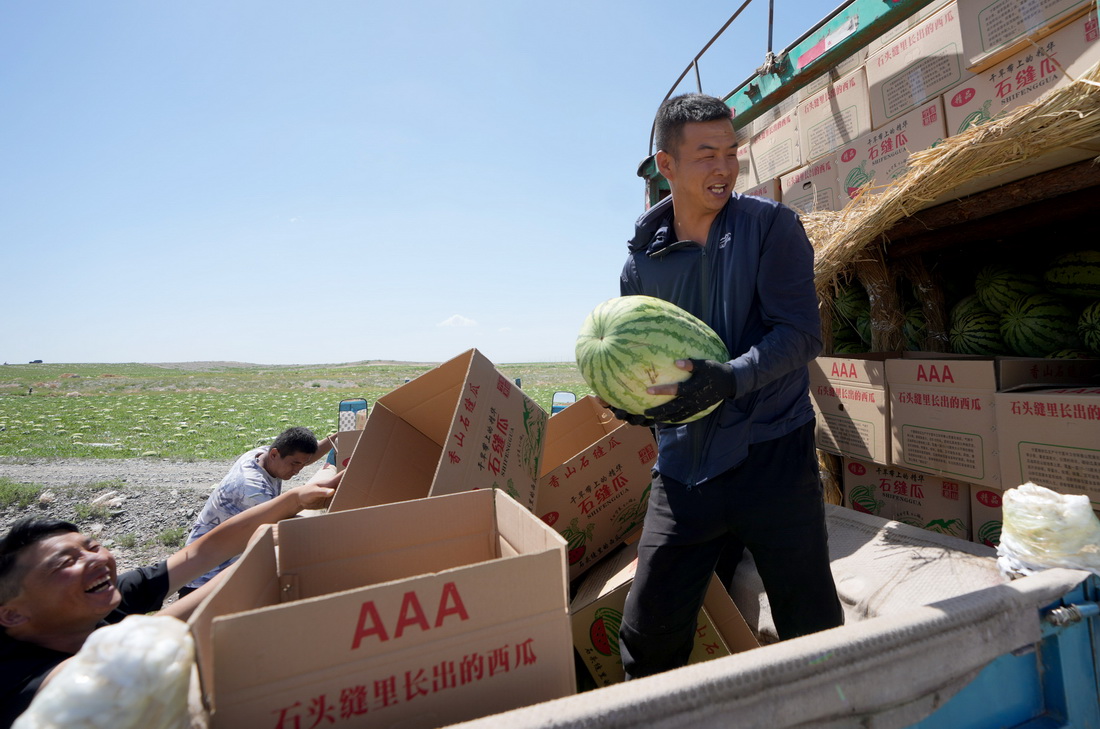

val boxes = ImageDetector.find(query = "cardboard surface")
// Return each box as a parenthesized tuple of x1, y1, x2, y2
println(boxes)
(970, 485, 1003, 547)
(535, 396, 656, 580)
(332, 429, 363, 472)
(734, 142, 759, 193)
(868, 0, 956, 51)
(887, 356, 1100, 488)
(748, 104, 802, 181)
(994, 386, 1100, 507)
(741, 178, 782, 201)
(330, 348, 548, 513)
(837, 98, 946, 201)
(866, 2, 967, 127)
(944, 9, 1100, 136)
(842, 457, 972, 539)
(569, 542, 758, 687)
(809, 354, 897, 463)
(888, 356, 1001, 486)
(189, 489, 574, 729)
(780, 154, 843, 213)
(798, 67, 873, 162)
(958, 0, 1094, 71)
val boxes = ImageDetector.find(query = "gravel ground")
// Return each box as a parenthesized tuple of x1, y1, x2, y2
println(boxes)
(0, 457, 327, 572)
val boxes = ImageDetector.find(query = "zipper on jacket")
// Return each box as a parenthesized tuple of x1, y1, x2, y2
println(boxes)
(687, 231, 714, 488)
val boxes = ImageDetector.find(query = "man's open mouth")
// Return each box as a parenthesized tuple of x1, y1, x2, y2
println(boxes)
(85, 578, 112, 594)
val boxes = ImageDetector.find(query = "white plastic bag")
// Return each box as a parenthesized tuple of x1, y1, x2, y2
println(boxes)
(14, 615, 194, 729)
(997, 482, 1100, 578)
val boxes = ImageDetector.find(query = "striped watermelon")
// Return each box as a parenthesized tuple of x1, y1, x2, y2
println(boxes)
(832, 321, 865, 354)
(575, 295, 730, 423)
(903, 306, 926, 350)
(855, 313, 872, 345)
(1080, 300, 1100, 354)
(1047, 349, 1095, 359)
(1044, 250, 1100, 299)
(975, 265, 1043, 315)
(834, 282, 870, 321)
(1000, 293, 1082, 357)
(949, 294, 992, 324)
(949, 311, 1006, 355)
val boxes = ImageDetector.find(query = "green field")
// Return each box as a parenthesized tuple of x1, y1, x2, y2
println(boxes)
(0, 361, 592, 460)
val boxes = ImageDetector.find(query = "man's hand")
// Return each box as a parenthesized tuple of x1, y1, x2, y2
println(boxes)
(644, 359, 737, 424)
(595, 395, 655, 428)
(294, 470, 341, 509)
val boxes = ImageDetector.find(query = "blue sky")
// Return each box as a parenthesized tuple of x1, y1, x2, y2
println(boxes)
(2, 0, 824, 365)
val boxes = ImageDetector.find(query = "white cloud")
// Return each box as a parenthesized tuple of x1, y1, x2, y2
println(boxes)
(437, 314, 477, 328)
(497, 326, 512, 333)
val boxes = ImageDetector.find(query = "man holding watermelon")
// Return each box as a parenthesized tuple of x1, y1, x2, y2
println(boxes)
(615, 93, 843, 679)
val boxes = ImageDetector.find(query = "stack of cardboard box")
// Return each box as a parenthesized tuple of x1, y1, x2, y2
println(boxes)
(732, 0, 1100, 210)
(811, 353, 1100, 546)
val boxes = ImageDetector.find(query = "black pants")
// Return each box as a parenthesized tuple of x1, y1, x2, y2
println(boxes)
(619, 420, 843, 679)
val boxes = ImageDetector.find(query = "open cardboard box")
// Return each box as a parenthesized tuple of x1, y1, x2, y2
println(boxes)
(188, 489, 575, 728)
(330, 348, 547, 513)
(569, 542, 759, 687)
(536, 395, 656, 581)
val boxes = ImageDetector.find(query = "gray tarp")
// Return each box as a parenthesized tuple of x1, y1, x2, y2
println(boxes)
(451, 505, 1089, 729)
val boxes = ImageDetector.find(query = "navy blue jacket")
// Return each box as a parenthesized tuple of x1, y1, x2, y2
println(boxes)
(620, 192, 820, 485)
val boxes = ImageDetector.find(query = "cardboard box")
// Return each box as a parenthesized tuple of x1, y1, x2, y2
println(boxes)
(970, 485, 1004, 547)
(797, 50, 869, 102)
(866, 2, 968, 127)
(887, 356, 1100, 488)
(330, 348, 548, 513)
(189, 489, 575, 728)
(780, 154, 843, 213)
(994, 386, 1100, 507)
(749, 105, 802, 180)
(842, 457, 972, 539)
(944, 9, 1100, 136)
(888, 356, 1001, 486)
(535, 395, 656, 580)
(837, 98, 947, 200)
(734, 141, 759, 193)
(809, 354, 896, 463)
(569, 542, 759, 686)
(868, 0, 956, 52)
(799, 67, 873, 162)
(958, 0, 1094, 72)
(741, 178, 782, 201)
(332, 429, 362, 472)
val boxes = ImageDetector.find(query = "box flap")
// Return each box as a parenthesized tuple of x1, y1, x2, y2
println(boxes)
(810, 353, 898, 387)
(887, 356, 997, 389)
(279, 491, 500, 597)
(189, 526, 282, 710)
(538, 396, 619, 477)
(329, 403, 439, 512)
(996, 357, 1100, 391)
(377, 348, 475, 445)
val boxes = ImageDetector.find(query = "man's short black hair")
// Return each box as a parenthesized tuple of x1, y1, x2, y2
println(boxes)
(654, 93, 735, 158)
(271, 426, 318, 457)
(0, 518, 80, 604)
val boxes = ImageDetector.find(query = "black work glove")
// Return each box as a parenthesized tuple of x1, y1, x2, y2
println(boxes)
(644, 359, 737, 424)
(609, 406, 655, 428)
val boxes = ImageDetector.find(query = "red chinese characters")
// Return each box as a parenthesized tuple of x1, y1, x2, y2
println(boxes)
(270, 638, 541, 729)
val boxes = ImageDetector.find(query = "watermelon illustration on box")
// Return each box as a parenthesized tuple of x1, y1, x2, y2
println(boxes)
(842, 457, 972, 541)
(569, 542, 758, 687)
(970, 487, 1004, 548)
(536, 395, 656, 581)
